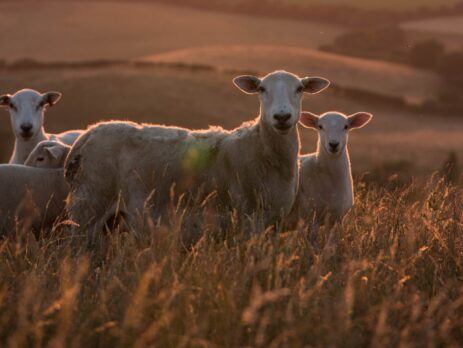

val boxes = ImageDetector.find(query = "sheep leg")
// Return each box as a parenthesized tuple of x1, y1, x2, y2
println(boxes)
(67, 186, 113, 248)
(124, 189, 152, 239)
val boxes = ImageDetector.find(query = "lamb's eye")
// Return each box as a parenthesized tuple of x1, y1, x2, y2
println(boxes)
(344, 125, 348, 130)
(318, 125, 323, 130)
(9, 103, 16, 111)
(258, 86, 266, 93)
(296, 86, 303, 93)
(36, 157, 44, 162)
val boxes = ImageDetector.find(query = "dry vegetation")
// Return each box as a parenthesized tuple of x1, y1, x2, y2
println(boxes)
(0, 176, 462, 347)
(0, 3, 462, 345)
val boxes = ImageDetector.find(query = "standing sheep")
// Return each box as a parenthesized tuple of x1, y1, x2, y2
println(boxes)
(65, 70, 330, 242)
(286, 111, 372, 240)
(0, 89, 83, 164)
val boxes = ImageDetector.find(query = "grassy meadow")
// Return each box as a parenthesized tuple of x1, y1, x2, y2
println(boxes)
(0, 1, 462, 347)
(1, 176, 462, 347)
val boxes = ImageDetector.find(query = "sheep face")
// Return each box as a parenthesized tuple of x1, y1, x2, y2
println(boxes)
(24, 140, 70, 168)
(300, 111, 372, 156)
(233, 71, 329, 135)
(0, 89, 61, 140)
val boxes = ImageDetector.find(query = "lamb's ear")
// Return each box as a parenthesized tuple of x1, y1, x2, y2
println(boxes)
(348, 112, 373, 129)
(0, 94, 11, 108)
(233, 75, 261, 94)
(301, 77, 330, 94)
(42, 91, 62, 107)
(45, 145, 63, 159)
(299, 112, 319, 129)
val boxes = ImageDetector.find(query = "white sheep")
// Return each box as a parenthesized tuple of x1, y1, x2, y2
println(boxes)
(24, 140, 71, 168)
(64, 70, 330, 242)
(0, 165, 69, 236)
(0, 89, 83, 164)
(285, 111, 372, 239)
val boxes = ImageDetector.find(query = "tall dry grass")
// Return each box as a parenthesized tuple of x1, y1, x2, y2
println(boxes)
(0, 176, 462, 347)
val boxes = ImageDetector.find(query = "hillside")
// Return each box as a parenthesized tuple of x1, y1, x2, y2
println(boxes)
(1, 66, 461, 177)
(0, 2, 340, 62)
(402, 16, 463, 49)
(139, 45, 442, 105)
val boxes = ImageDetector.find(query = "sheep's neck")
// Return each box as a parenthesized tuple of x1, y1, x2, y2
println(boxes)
(12, 127, 47, 163)
(258, 117, 299, 170)
(315, 139, 352, 180)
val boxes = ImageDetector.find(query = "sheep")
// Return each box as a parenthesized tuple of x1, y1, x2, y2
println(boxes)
(285, 111, 372, 240)
(0, 140, 71, 236)
(24, 140, 71, 168)
(0, 165, 69, 236)
(0, 89, 83, 164)
(64, 70, 330, 242)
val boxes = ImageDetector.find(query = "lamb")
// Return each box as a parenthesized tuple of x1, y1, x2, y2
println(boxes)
(64, 70, 330, 242)
(285, 111, 372, 239)
(0, 165, 69, 236)
(0, 89, 83, 164)
(24, 140, 71, 168)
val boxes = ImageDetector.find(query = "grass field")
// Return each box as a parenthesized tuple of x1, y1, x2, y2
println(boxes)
(0, 2, 462, 346)
(0, 177, 462, 347)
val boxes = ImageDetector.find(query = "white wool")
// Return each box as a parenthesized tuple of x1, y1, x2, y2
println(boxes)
(64, 71, 330, 242)
(0, 164, 69, 235)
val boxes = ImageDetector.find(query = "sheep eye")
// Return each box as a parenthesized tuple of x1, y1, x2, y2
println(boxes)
(258, 86, 266, 93)
(37, 157, 44, 162)
(344, 125, 348, 130)
(296, 86, 303, 93)
(318, 125, 323, 130)
(9, 103, 16, 110)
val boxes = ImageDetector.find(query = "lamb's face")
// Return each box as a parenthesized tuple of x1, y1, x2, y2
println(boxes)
(233, 71, 330, 135)
(0, 89, 61, 140)
(300, 111, 373, 156)
(317, 113, 350, 155)
(24, 140, 69, 168)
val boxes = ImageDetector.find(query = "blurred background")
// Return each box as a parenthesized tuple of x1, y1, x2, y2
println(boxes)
(0, 0, 462, 186)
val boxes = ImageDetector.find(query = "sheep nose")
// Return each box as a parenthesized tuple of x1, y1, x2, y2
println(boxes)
(21, 124, 33, 133)
(273, 113, 291, 123)
(329, 142, 339, 151)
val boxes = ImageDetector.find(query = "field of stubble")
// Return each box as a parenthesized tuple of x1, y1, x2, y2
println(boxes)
(1, 2, 463, 346)
(0, 176, 462, 347)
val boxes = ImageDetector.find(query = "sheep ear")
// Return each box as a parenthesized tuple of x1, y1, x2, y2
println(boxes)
(301, 77, 330, 94)
(42, 91, 62, 107)
(299, 112, 319, 129)
(0, 94, 11, 108)
(348, 112, 373, 129)
(45, 145, 63, 159)
(233, 75, 261, 94)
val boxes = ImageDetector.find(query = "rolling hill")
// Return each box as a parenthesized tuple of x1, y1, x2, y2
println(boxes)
(139, 45, 442, 105)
